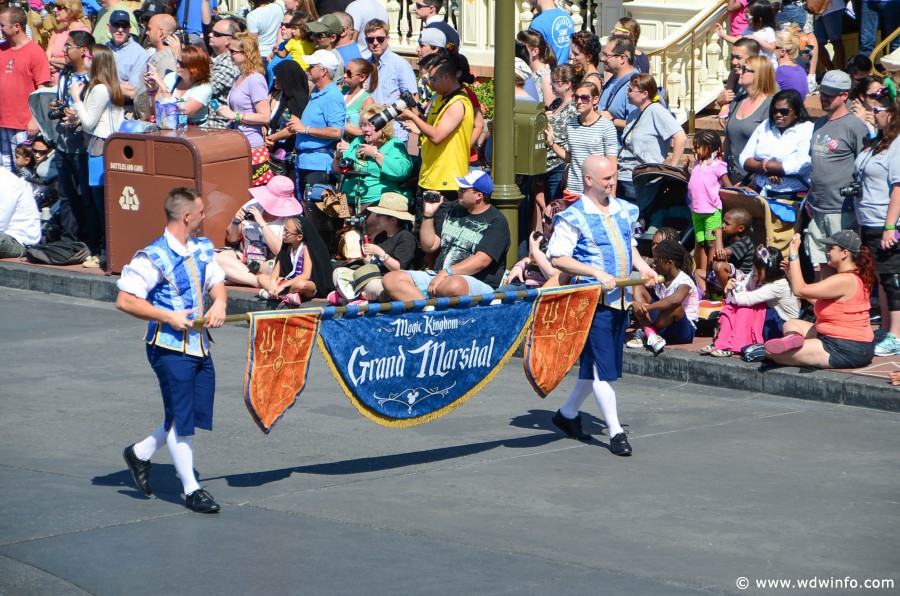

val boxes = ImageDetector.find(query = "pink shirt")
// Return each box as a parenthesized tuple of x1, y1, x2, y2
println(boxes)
(688, 158, 728, 214)
(47, 22, 91, 86)
(728, 0, 748, 37)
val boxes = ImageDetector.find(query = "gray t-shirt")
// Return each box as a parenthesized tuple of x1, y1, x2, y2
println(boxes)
(809, 113, 869, 214)
(724, 96, 772, 182)
(854, 146, 892, 227)
(618, 102, 682, 182)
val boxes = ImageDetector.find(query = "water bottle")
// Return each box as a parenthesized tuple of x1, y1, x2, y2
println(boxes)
(176, 100, 188, 131)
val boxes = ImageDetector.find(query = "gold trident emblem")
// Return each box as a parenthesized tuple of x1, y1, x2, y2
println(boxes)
(259, 326, 277, 357)
(540, 300, 560, 327)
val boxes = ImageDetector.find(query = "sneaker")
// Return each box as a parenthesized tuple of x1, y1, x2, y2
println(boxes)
(646, 333, 666, 354)
(875, 333, 900, 357)
(700, 343, 716, 354)
(626, 329, 646, 348)
(609, 432, 632, 456)
(874, 328, 887, 344)
(277, 293, 302, 309)
(710, 348, 735, 357)
(258, 288, 272, 300)
(82, 255, 100, 268)
(551, 410, 592, 441)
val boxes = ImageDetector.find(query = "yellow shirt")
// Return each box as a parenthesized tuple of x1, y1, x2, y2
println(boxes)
(419, 91, 474, 192)
(286, 38, 315, 70)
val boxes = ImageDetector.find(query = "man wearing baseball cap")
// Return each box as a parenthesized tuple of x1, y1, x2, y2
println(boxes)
(382, 169, 511, 300)
(806, 70, 869, 279)
(288, 50, 346, 193)
(308, 14, 346, 85)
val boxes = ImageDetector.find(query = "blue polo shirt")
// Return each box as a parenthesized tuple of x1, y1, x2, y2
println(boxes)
(295, 82, 346, 172)
(107, 38, 150, 90)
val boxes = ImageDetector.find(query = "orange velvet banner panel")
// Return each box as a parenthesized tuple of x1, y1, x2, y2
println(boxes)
(244, 311, 322, 433)
(523, 285, 602, 398)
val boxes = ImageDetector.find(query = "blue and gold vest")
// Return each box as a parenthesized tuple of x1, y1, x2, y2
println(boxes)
(554, 196, 639, 309)
(141, 235, 216, 357)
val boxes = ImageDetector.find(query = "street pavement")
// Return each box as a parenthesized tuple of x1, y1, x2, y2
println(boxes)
(1, 288, 898, 595)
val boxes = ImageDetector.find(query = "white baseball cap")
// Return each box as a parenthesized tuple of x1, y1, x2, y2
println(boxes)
(303, 50, 339, 71)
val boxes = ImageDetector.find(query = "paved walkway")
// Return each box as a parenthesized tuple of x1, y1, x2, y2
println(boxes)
(1, 289, 898, 595)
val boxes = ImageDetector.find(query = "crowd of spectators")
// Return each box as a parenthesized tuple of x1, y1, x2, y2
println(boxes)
(0, 0, 899, 373)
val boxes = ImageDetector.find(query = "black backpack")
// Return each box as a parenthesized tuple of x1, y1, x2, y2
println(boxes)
(25, 240, 90, 265)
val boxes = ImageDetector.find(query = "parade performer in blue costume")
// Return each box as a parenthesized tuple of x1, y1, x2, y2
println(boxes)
(116, 188, 228, 513)
(546, 155, 656, 455)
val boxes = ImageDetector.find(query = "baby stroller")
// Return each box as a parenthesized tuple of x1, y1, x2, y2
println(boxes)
(631, 163, 694, 256)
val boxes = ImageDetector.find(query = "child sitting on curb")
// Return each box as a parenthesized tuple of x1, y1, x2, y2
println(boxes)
(627, 239, 699, 354)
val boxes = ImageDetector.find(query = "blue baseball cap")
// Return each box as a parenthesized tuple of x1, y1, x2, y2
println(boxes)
(456, 170, 494, 195)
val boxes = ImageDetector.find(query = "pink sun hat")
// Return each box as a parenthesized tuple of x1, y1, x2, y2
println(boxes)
(248, 175, 303, 217)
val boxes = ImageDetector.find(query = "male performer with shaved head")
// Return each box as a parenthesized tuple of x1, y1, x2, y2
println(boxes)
(546, 156, 655, 456)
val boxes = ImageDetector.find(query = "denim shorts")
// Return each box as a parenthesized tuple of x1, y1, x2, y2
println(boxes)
(819, 333, 874, 369)
(406, 270, 496, 297)
(813, 11, 843, 43)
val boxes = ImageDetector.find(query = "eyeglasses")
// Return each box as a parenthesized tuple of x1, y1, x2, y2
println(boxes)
(228, 48, 244, 54)
(626, 87, 643, 94)
(573, 93, 593, 103)
(741, 65, 754, 74)
(772, 107, 793, 116)
(601, 52, 622, 59)
(365, 35, 386, 44)
(550, 79, 564, 85)
(283, 228, 300, 236)
(210, 30, 233, 38)
(64, 43, 81, 51)
(360, 121, 375, 128)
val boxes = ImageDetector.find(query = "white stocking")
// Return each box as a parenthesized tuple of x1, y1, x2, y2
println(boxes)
(133, 424, 167, 461)
(559, 379, 593, 419)
(166, 426, 201, 495)
(592, 368, 623, 438)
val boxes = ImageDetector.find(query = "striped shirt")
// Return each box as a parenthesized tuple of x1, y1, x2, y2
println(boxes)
(566, 115, 619, 193)
(370, 48, 418, 142)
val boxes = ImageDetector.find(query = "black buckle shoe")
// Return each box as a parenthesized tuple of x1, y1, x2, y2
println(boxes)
(609, 432, 632, 456)
(186, 488, 220, 513)
(551, 410, 592, 441)
(123, 444, 152, 496)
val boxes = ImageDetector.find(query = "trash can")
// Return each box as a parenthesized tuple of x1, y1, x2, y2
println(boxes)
(104, 128, 251, 273)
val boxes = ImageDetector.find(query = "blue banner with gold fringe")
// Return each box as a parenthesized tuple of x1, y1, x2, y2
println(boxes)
(317, 300, 534, 427)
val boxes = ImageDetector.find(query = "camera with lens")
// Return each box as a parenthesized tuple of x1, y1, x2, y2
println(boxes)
(345, 214, 366, 229)
(48, 100, 66, 120)
(338, 157, 355, 172)
(839, 181, 861, 199)
(163, 30, 190, 47)
(368, 90, 418, 131)
(243, 212, 256, 221)
(423, 190, 443, 203)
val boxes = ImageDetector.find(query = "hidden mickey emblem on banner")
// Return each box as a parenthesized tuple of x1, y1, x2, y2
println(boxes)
(318, 302, 533, 427)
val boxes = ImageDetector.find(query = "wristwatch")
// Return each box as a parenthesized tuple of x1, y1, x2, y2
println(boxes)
(788, 253, 799, 262)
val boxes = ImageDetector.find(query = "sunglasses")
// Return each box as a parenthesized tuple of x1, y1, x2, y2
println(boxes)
(415, 1, 428, 7)
(573, 93, 594, 103)
(365, 35, 386, 44)
(756, 245, 771, 262)
(344, 69, 359, 77)
(111, 23, 130, 30)
(774, 45, 784, 50)
(33, 148, 49, 155)
(741, 65, 754, 74)
(312, 32, 332, 38)
(866, 88, 888, 99)
(176, 60, 184, 66)
(228, 48, 244, 54)
(873, 106, 890, 114)
(210, 30, 233, 38)
(772, 107, 793, 116)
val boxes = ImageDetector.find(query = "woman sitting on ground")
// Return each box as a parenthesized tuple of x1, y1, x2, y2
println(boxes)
(214, 175, 303, 288)
(765, 231, 876, 369)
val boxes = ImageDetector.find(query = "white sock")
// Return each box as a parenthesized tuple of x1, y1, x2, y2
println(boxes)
(166, 426, 201, 495)
(592, 368, 623, 437)
(133, 423, 167, 461)
(559, 379, 592, 419)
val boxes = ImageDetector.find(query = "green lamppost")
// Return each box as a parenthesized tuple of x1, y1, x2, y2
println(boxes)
(491, 0, 523, 269)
